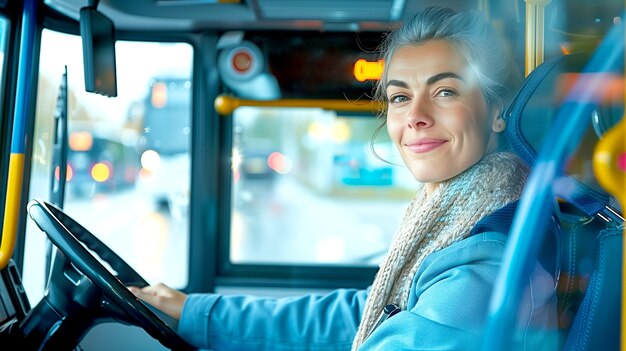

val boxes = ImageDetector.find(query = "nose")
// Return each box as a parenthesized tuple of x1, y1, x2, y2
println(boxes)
(406, 98, 433, 129)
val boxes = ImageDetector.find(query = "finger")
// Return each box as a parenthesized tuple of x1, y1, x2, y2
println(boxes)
(131, 289, 159, 306)
(140, 283, 168, 296)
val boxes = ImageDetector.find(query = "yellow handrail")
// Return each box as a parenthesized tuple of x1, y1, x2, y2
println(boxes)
(0, 154, 23, 270)
(525, 0, 552, 76)
(214, 94, 384, 116)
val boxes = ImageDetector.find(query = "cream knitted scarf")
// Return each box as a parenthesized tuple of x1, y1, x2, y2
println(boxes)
(351, 152, 529, 350)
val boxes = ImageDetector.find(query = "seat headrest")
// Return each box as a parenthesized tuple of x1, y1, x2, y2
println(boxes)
(503, 53, 623, 219)
(504, 53, 589, 166)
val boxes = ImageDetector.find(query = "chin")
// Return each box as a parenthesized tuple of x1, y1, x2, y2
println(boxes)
(411, 173, 443, 184)
(411, 169, 461, 185)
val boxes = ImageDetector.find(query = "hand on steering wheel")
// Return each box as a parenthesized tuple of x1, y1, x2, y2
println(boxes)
(27, 198, 196, 351)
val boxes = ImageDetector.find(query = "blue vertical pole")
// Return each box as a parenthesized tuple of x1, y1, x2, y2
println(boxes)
(482, 20, 625, 350)
(1, 0, 38, 270)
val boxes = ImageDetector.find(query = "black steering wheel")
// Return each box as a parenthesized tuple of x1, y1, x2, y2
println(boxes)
(26, 198, 196, 351)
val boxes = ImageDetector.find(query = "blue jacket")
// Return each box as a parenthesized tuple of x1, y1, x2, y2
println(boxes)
(178, 225, 558, 351)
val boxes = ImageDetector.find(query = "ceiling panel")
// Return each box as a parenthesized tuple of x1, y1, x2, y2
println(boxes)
(256, 0, 400, 21)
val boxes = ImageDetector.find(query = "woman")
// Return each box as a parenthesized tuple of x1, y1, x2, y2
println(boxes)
(131, 6, 556, 350)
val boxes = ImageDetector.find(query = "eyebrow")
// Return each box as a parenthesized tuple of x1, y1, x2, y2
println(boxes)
(426, 72, 464, 85)
(386, 71, 465, 90)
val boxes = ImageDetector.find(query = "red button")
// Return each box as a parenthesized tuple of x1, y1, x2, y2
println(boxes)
(232, 50, 252, 73)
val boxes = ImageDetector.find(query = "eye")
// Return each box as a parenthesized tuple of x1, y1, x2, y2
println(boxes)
(388, 94, 409, 104)
(436, 89, 456, 97)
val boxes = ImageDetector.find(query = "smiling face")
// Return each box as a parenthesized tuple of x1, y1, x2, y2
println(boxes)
(385, 40, 502, 195)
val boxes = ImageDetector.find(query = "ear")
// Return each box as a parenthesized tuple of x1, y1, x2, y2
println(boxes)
(491, 110, 506, 133)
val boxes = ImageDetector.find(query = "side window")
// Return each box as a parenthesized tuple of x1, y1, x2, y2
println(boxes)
(224, 34, 416, 277)
(22, 29, 193, 304)
(230, 107, 414, 266)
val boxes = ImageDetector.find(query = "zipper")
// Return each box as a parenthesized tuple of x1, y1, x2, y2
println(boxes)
(365, 303, 401, 339)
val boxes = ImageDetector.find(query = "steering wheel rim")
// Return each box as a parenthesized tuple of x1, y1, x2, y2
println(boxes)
(27, 198, 195, 351)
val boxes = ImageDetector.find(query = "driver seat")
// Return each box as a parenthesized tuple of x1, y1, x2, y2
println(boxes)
(502, 51, 623, 350)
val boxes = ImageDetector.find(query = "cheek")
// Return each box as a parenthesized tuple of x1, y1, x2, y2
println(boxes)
(386, 115, 403, 143)
(455, 106, 490, 145)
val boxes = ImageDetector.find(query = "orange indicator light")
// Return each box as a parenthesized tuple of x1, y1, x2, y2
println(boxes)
(354, 59, 384, 82)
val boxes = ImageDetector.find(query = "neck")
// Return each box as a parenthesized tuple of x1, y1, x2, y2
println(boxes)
(424, 182, 439, 197)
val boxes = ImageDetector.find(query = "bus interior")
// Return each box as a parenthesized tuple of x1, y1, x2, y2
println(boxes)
(0, 0, 624, 350)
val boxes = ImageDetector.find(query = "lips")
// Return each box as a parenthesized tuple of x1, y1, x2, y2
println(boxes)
(405, 138, 447, 153)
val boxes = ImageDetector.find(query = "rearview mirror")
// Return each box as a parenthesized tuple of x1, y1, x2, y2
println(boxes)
(79, 6, 117, 97)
